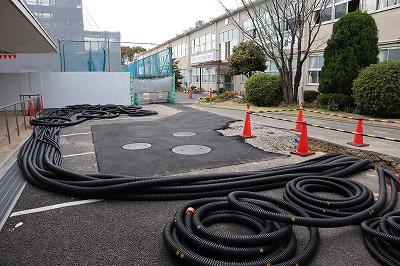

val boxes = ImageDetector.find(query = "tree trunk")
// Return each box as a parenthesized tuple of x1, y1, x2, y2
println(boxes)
(281, 76, 289, 103)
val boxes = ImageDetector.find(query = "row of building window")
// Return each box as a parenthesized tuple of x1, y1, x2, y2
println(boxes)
(363, 0, 399, 11)
(172, 43, 187, 58)
(190, 33, 216, 56)
(182, 47, 399, 87)
(307, 48, 400, 84)
(175, 1, 357, 60)
(191, 68, 217, 83)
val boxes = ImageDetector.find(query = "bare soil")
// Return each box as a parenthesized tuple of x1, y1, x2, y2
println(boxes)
(309, 137, 400, 173)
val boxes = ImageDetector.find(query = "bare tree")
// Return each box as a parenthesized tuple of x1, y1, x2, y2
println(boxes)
(220, 0, 330, 104)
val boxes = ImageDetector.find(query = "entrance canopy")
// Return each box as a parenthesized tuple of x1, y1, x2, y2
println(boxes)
(0, 0, 58, 54)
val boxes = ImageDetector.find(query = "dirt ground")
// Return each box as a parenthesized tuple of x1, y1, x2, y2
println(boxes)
(309, 137, 400, 173)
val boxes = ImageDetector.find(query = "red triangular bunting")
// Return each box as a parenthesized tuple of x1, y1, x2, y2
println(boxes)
(0, 55, 3, 59)
(8, 55, 12, 59)
(13, 54, 16, 59)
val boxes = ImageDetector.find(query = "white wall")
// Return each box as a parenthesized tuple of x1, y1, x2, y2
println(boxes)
(0, 72, 130, 108)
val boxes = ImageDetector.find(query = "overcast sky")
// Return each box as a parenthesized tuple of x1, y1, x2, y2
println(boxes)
(82, 0, 241, 48)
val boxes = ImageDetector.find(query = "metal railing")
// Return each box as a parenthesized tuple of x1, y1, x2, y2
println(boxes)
(0, 95, 43, 144)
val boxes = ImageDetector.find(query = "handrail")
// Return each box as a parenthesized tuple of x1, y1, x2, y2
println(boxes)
(0, 95, 42, 144)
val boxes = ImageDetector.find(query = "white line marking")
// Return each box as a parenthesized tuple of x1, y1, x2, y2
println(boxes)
(15, 222, 23, 228)
(60, 132, 91, 137)
(10, 199, 103, 217)
(62, 152, 95, 158)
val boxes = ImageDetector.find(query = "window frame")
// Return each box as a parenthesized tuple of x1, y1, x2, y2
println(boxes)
(307, 55, 324, 85)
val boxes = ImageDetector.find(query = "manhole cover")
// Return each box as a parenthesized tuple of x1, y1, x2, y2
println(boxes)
(172, 132, 197, 137)
(172, 145, 211, 155)
(122, 143, 152, 150)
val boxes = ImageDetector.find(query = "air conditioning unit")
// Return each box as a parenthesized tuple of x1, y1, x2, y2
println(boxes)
(195, 20, 204, 28)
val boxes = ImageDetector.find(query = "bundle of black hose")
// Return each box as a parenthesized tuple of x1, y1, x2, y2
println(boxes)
(18, 140, 377, 199)
(284, 176, 375, 218)
(163, 197, 319, 266)
(361, 210, 400, 266)
(226, 169, 391, 228)
(28, 104, 157, 127)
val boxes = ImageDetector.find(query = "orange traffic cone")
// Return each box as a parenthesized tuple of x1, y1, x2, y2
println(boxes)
(189, 89, 193, 99)
(347, 117, 369, 147)
(36, 96, 43, 111)
(242, 104, 255, 138)
(26, 97, 35, 116)
(291, 121, 315, 157)
(209, 88, 213, 98)
(294, 105, 303, 132)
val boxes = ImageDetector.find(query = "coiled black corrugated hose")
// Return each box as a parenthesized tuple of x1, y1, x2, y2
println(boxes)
(361, 170, 400, 266)
(19, 104, 400, 265)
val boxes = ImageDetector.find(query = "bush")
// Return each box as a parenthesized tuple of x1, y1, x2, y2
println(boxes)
(245, 73, 281, 106)
(317, 93, 355, 111)
(218, 87, 225, 94)
(319, 10, 379, 95)
(352, 61, 400, 117)
(303, 90, 319, 103)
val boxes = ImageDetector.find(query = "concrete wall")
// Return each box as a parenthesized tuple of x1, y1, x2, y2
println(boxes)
(0, 72, 130, 108)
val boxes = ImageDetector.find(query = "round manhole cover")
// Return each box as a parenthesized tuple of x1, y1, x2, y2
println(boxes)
(172, 145, 211, 155)
(172, 132, 197, 137)
(122, 143, 152, 150)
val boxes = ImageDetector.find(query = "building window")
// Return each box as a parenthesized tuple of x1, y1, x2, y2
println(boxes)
(205, 33, 211, 51)
(200, 35, 206, 52)
(308, 55, 324, 84)
(190, 32, 215, 55)
(211, 33, 216, 49)
(219, 28, 238, 60)
(314, 0, 359, 24)
(191, 39, 195, 55)
(243, 18, 256, 41)
(379, 48, 400, 61)
(266, 60, 280, 75)
(200, 68, 208, 82)
(210, 68, 216, 82)
(191, 68, 201, 82)
(376, 0, 399, 10)
(172, 43, 187, 58)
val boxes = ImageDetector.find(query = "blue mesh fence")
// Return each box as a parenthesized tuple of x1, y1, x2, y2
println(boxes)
(122, 48, 172, 78)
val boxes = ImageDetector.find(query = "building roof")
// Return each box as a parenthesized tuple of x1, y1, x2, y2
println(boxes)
(0, 0, 58, 54)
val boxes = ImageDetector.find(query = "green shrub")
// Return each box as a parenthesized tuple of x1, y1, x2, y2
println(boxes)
(319, 10, 379, 95)
(303, 90, 320, 103)
(245, 73, 281, 106)
(352, 61, 400, 117)
(218, 87, 225, 94)
(317, 93, 355, 111)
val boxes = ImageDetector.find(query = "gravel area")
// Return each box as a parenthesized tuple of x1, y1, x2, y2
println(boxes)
(218, 120, 400, 173)
(218, 121, 299, 154)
